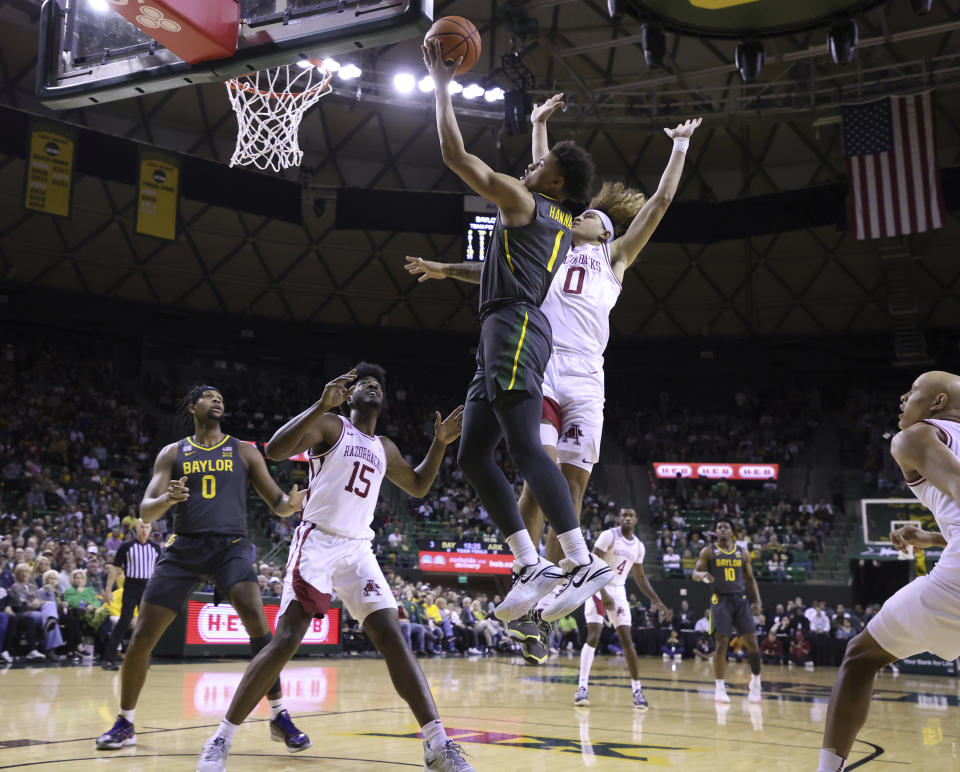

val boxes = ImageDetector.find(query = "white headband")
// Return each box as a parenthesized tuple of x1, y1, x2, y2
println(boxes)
(582, 209, 614, 242)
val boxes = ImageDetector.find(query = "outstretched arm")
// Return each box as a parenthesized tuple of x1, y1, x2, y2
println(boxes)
(383, 405, 464, 497)
(531, 93, 564, 165)
(404, 257, 482, 284)
(241, 442, 306, 517)
(424, 41, 535, 226)
(610, 117, 702, 280)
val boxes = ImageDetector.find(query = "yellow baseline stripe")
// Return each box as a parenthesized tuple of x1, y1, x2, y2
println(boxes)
(507, 311, 529, 390)
(503, 230, 514, 273)
(546, 229, 564, 272)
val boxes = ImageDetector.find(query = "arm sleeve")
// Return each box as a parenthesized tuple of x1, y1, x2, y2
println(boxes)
(594, 530, 613, 552)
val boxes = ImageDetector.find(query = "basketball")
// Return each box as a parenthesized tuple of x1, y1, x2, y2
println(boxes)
(424, 16, 481, 75)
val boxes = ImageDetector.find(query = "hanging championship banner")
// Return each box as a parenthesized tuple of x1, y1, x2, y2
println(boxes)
(24, 121, 75, 217)
(136, 149, 180, 240)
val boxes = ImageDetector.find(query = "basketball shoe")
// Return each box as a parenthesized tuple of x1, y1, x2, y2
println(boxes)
(748, 682, 762, 704)
(95, 716, 136, 750)
(714, 684, 731, 703)
(633, 688, 649, 711)
(423, 739, 476, 771)
(540, 555, 614, 622)
(196, 733, 230, 772)
(574, 686, 590, 706)
(494, 556, 564, 622)
(270, 709, 311, 751)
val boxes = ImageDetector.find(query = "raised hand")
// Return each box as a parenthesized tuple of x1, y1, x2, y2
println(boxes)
(421, 39, 460, 88)
(320, 369, 357, 409)
(405, 256, 447, 283)
(434, 405, 465, 445)
(531, 92, 564, 125)
(166, 476, 189, 503)
(664, 116, 702, 140)
(890, 523, 927, 553)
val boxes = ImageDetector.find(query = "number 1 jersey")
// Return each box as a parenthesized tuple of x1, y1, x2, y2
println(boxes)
(593, 527, 645, 587)
(302, 415, 386, 540)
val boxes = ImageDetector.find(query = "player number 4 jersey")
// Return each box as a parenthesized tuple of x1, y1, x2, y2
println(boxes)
(539, 241, 622, 360)
(302, 415, 386, 540)
(593, 527, 645, 587)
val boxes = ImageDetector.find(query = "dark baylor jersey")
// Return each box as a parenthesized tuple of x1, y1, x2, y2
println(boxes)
(480, 192, 573, 318)
(710, 544, 746, 594)
(172, 435, 248, 536)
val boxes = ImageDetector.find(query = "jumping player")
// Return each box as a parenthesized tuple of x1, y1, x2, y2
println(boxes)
(424, 44, 611, 622)
(96, 386, 309, 753)
(196, 365, 473, 772)
(692, 517, 763, 704)
(818, 371, 960, 772)
(572, 508, 671, 710)
(409, 91, 700, 638)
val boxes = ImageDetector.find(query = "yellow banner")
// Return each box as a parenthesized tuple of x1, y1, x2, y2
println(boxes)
(24, 124, 74, 217)
(137, 150, 180, 240)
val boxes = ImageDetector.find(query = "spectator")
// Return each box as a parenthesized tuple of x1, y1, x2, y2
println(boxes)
(63, 569, 112, 658)
(557, 614, 580, 651)
(693, 633, 715, 661)
(6, 563, 46, 661)
(694, 609, 711, 634)
(661, 629, 682, 661)
(788, 628, 812, 666)
(662, 546, 681, 576)
(760, 630, 784, 664)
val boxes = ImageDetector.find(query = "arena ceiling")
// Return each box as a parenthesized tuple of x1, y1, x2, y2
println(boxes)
(0, 0, 959, 353)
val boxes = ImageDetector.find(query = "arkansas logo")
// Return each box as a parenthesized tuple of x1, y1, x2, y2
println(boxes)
(562, 424, 584, 446)
(362, 579, 382, 597)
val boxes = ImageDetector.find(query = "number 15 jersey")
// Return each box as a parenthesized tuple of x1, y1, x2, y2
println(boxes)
(303, 415, 386, 540)
(593, 527, 645, 587)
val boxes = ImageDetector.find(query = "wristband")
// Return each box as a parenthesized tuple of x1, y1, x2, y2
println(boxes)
(673, 137, 689, 154)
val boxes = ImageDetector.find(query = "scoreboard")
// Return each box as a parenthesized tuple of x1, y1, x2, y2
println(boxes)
(418, 536, 512, 575)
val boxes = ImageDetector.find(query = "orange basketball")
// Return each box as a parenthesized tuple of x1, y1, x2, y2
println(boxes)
(424, 16, 481, 76)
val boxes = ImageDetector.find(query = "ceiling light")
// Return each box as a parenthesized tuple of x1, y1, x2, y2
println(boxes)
(88, 0, 110, 11)
(641, 23, 665, 69)
(463, 83, 485, 99)
(320, 58, 340, 73)
(828, 20, 859, 65)
(296, 60, 314, 69)
(394, 73, 416, 94)
(418, 75, 435, 92)
(447, 80, 462, 95)
(735, 40, 765, 83)
(338, 64, 362, 80)
(484, 87, 505, 102)
(910, 0, 933, 13)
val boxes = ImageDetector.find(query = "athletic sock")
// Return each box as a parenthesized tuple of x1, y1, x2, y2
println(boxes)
(218, 719, 239, 742)
(506, 530, 538, 567)
(579, 643, 596, 688)
(750, 673, 762, 688)
(631, 679, 643, 693)
(268, 697, 285, 720)
(818, 748, 846, 772)
(557, 529, 590, 567)
(119, 708, 135, 723)
(715, 679, 725, 691)
(421, 719, 448, 752)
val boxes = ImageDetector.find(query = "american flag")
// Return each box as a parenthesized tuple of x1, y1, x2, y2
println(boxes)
(842, 91, 945, 240)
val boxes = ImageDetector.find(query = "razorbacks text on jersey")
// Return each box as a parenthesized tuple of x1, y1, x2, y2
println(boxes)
(302, 415, 386, 540)
(593, 527, 645, 587)
(539, 241, 622, 360)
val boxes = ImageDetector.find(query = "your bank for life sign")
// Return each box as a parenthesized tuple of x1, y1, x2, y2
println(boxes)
(185, 601, 339, 645)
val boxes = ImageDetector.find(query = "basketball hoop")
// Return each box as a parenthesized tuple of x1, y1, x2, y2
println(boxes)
(226, 62, 333, 172)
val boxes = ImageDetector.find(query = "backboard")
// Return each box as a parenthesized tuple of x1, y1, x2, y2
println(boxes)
(37, 0, 434, 109)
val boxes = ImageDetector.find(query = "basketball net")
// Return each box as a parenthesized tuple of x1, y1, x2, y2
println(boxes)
(226, 63, 333, 172)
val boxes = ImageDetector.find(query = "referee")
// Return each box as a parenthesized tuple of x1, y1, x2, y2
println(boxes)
(101, 520, 161, 671)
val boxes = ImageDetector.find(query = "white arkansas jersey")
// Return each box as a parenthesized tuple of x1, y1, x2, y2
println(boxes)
(302, 415, 386, 540)
(539, 241, 622, 359)
(905, 418, 960, 573)
(593, 527, 645, 587)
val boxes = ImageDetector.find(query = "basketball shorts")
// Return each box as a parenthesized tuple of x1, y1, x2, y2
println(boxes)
(280, 522, 397, 625)
(710, 592, 755, 637)
(540, 349, 604, 472)
(467, 303, 552, 404)
(867, 568, 960, 661)
(584, 583, 631, 628)
(142, 533, 258, 613)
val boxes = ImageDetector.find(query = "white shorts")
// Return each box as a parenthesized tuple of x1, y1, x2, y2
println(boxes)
(583, 583, 631, 628)
(280, 522, 397, 625)
(540, 350, 604, 473)
(867, 568, 960, 661)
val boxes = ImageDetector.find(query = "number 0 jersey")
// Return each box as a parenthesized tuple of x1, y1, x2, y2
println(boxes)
(302, 415, 386, 540)
(539, 241, 622, 361)
(173, 435, 248, 536)
(593, 527, 645, 587)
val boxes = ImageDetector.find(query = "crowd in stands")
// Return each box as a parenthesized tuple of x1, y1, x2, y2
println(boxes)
(650, 480, 836, 582)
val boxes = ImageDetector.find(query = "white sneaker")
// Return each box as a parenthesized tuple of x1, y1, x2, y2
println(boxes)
(714, 686, 731, 703)
(423, 739, 476, 771)
(494, 557, 564, 622)
(197, 734, 231, 772)
(574, 686, 590, 706)
(466, 647, 481, 656)
(748, 683, 762, 703)
(540, 555, 614, 622)
(25, 649, 45, 661)
(0, 650, 12, 663)
(673, 654, 682, 663)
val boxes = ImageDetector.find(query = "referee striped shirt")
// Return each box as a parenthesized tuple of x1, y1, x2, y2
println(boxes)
(113, 538, 162, 581)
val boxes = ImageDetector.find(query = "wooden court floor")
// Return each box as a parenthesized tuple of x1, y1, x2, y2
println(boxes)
(2, 651, 959, 770)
